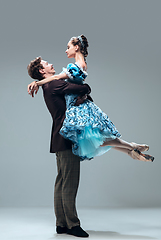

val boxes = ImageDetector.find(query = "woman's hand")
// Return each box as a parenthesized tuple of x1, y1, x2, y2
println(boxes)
(27, 81, 39, 97)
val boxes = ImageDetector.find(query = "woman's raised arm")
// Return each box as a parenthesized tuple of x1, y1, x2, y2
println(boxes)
(37, 72, 68, 86)
(28, 72, 68, 97)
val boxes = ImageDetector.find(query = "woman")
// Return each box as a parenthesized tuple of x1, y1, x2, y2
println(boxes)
(28, 35, 154, 162)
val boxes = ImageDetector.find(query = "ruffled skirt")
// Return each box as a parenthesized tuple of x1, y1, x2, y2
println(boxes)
(60, 100, 121, 160)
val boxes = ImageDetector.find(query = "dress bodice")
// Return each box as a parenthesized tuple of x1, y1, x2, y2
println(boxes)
(62, 63, 88, 107)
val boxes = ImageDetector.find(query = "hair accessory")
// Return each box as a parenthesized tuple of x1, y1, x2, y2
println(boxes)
(77, 35, 84, 48)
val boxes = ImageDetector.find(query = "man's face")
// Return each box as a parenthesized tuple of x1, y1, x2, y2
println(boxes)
(40, 60, 55, 76)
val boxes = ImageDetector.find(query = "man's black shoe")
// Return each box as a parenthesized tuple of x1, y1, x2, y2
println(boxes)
(67, 226, 89, 237)
(56, 226, 68, 234)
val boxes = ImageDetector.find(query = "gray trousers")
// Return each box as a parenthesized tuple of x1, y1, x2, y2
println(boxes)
(54, 149, 80, 229)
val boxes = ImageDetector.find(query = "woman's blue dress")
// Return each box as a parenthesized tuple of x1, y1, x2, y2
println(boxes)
(60, 63, 121, 160)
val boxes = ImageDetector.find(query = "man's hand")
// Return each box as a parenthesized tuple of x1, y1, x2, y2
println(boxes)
(75, 95, 87, 106)
(27, 81, 39, 98)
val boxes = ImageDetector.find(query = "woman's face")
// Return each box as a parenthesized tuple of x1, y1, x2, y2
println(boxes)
(65, 41, 78, 58)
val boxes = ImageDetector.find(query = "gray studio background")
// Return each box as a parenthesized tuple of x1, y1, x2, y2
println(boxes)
(0, 0, 160, 208)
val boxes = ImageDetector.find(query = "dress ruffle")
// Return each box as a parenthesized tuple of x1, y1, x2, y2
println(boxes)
(62, 63, 87, 84)
(60, 100, 121, 160)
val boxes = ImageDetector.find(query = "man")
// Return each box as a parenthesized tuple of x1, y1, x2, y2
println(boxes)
(27, 57, 91, 238)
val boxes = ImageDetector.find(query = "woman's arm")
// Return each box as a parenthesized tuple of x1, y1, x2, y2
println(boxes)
(27, 72, 68, 96)
(37, 72, 68, 86)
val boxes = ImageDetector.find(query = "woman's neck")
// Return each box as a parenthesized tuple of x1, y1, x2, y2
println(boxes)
(75, 53, 87, 70)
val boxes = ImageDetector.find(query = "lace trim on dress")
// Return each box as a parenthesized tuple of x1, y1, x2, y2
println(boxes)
(62, 67, 74, 79)
(62, 63, 88, 81)
(75, 62, 88, 76)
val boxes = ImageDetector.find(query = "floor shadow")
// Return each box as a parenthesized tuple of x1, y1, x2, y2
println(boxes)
(86, 230, 156, 239)
(50, 231, 156, 239)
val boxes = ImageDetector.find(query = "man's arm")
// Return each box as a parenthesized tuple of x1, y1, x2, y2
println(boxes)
(52, 79, 91, 96)
(75, 94, 93, 106)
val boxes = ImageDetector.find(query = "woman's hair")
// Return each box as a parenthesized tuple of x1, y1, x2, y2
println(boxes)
(70, 35, 89, 61)
(27, 56, 44, 80)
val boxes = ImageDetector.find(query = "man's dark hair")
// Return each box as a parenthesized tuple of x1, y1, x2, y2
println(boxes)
(27, 56, 44, 80)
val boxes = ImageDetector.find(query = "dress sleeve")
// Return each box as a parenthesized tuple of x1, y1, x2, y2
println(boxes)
(62, 63, 87, 84)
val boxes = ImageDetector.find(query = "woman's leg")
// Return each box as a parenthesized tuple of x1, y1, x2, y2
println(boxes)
(113, 147, 130, 154)
(113, 147, 154, 162)
(101, 138, 149, 152)
(101, 138, 133, 150)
